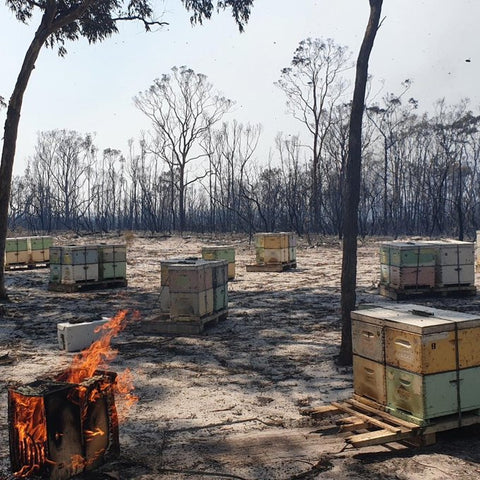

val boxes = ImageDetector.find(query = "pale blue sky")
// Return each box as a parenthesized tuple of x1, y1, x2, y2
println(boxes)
(1, 0, 480, 174)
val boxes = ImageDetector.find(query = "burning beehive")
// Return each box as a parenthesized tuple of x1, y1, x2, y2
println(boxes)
(8, 310, 138, 479)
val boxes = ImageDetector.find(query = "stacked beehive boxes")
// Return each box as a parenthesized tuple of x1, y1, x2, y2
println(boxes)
(160, 258, 228, 321)
(254, 232, 297, 266)
(379, 241, 436, 289)
(380, 240, 475, 293)
(49, 245, 99, 284)
(352, 305, 480, 424)
(97, 244, 127, 281)
(427, 240, 474, 287)
(201, 245, 236, 280)
(49, 244, 127, 287)
(5, 236, 53, 267)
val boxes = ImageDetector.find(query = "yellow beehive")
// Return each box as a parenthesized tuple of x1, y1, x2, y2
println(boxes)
(353, 355, 386, 405)
(352, 318, 384, 363)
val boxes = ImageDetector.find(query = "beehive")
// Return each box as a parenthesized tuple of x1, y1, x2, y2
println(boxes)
(48, 244, 127, 285)
(379, 241, 436, 290)
(426, 240, 475, 287)
(5, 237, 31, 265)
(97, 244, 127, 281)
(202, 246, 236, 279)
(352, 304, 480, 423)
(28, 236, 53, 263)
(386, 365, 480, 421)
(163, 259, 228, 320)
(353, 355, 386, 404)
(253, 232, 296, 266)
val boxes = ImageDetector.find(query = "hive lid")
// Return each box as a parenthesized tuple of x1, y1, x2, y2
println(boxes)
(351, 304, 480, 333)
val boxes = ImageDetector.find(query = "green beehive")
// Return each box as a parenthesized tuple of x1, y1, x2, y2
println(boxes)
(386, 242, 436, 267)
(29, 236, 53, 251)
(99, 262, 127, 281)
(201, 246, 235, 263)
(386, 365, 480, 424)
(213, 285, 228, 311)
(6, 238, 28, 253)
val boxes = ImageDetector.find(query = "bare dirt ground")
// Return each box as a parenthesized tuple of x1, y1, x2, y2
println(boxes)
(2, 233, 480, 480)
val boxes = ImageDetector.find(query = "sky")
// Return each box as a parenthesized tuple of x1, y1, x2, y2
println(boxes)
(1, 0, 480, 175)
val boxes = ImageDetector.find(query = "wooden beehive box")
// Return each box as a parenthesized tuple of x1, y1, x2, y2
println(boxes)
(5, 237, 30, 265)
(29, 236, 53, 263)
(386, 365, 480, 422)
(388, 265, 435, 289)
(352, 304, 480, 423)
(382, 242, 436, 268)
(165, 259, 230, 320)
(353, 355, 386, 404)
(97, 244, 127, 281)
(201, 245, 236, 279)
(429, 240, 474, 286)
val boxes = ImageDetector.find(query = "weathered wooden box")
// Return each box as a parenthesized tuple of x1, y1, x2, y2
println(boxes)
(168, 262, 213, 293)
(386, 365, 480, 422)
(5, 237, 28, 253)
(214, 285, 228, 311)
(256, 247, 289, 265)
(99, 262, 127, 281)
(352, 318, 384, 363)
(202, 246, 235, 280)
(388, 266, 435, 288)
(211, 260, 228, 288)
(50, 264, 99, 284)
(160, 258, 196, 286)
(97, 244, 127, 263)
(380, 242, 436, 267)
(435, 264, 475, 287)
(354, 305, 480, 374)
(170, 289, 214, 318)
(353, 355, 386, 404)
(60, 245, 99, 265)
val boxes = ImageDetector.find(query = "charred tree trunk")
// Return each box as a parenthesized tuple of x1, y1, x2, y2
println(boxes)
(338, 0, 383, 365)
(0, 7, 56, 300)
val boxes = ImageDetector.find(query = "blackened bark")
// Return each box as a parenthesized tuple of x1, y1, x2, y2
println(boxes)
(338, 0, 383, 365)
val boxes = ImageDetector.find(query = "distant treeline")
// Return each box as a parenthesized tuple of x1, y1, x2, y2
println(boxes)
(8, 98, 480, 240)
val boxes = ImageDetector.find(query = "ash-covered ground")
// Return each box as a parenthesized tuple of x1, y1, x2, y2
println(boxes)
(1, 233, 480, 480)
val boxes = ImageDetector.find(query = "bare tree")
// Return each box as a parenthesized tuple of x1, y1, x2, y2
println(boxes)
(338, 0, 383, 366)
(134, 66, 233, 232)
(0, 0, 254, 300)
(276, 37, 352, 232)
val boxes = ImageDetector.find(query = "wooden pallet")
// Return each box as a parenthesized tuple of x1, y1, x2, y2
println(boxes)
(245, 260, 297, 272)
(302, 396, 480, 449)
(5, 261, 49, 270)
(142, 308, 228, 335)
(48, 278, 127, 292)
(379, 283, 476, 300)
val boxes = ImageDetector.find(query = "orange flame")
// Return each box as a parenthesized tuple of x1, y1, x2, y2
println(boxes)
(11, 310, 138, 478)
(11, 393, 47, 478)
(84, 427, 105, 441)
(59, 309, 140, 418)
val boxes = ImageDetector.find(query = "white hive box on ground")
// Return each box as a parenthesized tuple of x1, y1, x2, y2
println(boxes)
(57, 318, 110, 352)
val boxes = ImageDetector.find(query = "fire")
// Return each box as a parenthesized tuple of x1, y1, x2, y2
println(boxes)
(85, 427, 105, 440)
(11, 393, 47, 478)
(57, 309, 140, 415)
(10, 309, 138, 478)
